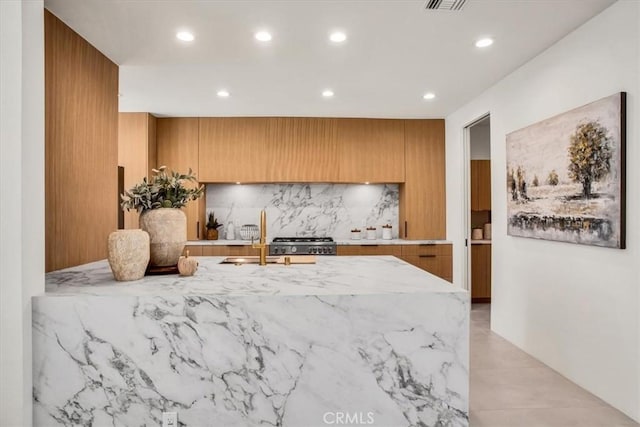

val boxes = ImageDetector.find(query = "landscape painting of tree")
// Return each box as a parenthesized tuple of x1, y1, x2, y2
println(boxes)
(506, 92, 626, 248)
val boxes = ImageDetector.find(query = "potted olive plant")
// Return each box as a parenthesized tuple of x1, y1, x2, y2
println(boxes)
(206, 212, 223, 240)
(121, 166, 204, 267)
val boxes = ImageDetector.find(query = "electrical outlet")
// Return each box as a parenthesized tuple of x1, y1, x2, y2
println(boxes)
(162, 412, 178, 427)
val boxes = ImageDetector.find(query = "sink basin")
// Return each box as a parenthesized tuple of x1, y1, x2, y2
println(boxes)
(219, 255, 317, 265)
(220, 256, 281, 264)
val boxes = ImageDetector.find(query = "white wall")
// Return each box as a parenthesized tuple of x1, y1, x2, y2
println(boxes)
(470, 121, 491, 160)
(446, 1, 639, 420)
(0, 1, 45, 425)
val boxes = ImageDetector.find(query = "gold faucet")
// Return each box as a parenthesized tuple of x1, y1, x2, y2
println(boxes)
(252, 210, 268, 266)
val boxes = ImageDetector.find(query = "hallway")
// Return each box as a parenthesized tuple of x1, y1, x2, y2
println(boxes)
(470, 304, 638, 426)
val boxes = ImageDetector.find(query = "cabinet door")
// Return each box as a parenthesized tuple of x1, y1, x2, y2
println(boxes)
(400, 244, 452, 281)
(471, 160, 491, 211)
(336, 119, 405, 183)
(156, 118, 205, 240)
(202, 245, 256, 256)
(118, 112, 156, 230)
(337, 245, 402, 256)
(471, 244, 491, 300)
(199, 118, 269, 183)
(182, 245, 204, 256)
(266, 118, 338, 182)
(400, 120, 446, 239)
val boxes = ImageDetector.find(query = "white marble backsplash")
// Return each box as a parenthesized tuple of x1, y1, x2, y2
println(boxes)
(206, 184, 399, 239)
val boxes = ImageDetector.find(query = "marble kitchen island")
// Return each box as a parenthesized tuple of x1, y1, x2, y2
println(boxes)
(34, 256, 469, 427)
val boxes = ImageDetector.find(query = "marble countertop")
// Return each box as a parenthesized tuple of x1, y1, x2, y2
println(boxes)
(43, 256, 464, 298)
(471, 239, 492, 244)
(187, 239, 452, 246)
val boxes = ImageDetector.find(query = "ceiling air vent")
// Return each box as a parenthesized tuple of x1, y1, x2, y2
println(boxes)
(424, 0, 467, 11)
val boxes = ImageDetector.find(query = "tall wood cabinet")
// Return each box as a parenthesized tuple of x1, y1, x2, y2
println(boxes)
(471, 160, 491, 211)
(156, 118, 205, 240)
(118, 112, 157, 229)
(471, 244, 491, 301)
(400, 120, 446, 239)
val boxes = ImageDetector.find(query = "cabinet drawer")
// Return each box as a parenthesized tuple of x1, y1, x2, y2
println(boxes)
(401, 255, 452, 282)
(401, 244, 452, 257)
(182, 245, 204, 256)
(337, 245, 402, 256)
(202, 245, 256, 256)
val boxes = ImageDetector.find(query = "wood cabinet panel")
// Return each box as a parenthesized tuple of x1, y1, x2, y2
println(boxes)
(182, 245, 204, 256)
(336, 245, 402, 256)
(471, 244, 491, 300)
(202, 245, 257, 256)
(400, 255, 452, 282)
(156, 118, 205, 240)
(336, 119, 405, 182)
(471, 160, 491, 211)
(266, 118, 338, 182)
(45, 11, 119, 272)
(400, 120, 446, 239)
(118, 112, 157, 230)
(199, 117, 269, 182)
(401, 244, 452, 257)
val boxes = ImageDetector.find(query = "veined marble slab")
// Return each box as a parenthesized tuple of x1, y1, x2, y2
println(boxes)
(35, 256, 469, 426)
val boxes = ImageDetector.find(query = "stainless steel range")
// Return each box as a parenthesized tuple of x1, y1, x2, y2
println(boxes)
(269, 237, 337, 256)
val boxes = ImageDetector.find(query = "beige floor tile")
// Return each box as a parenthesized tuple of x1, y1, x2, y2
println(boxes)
(469, 304, 639, 427)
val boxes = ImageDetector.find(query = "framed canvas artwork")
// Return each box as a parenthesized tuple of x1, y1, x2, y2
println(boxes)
(506, 92, 626, 248)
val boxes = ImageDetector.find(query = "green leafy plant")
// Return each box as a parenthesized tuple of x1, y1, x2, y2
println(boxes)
(120, 166, 204, 212)
(206, 212, 222, 230)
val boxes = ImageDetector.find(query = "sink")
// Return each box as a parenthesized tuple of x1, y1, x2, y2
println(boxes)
(219, 256, 317, 265)
(220, 256, 281, 264)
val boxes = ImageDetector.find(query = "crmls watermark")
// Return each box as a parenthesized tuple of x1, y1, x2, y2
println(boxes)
(323, 411, 375, 425)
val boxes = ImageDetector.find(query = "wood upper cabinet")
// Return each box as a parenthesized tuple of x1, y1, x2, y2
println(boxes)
(471, 244, 491, 300)
(471, 160, 491, 211)
(199, 117, 269, 182)
(336, 119, 405, 183)
(400, 120, 446, 239)
(156, 118, 205, 240)
(266, 118, 338, 182)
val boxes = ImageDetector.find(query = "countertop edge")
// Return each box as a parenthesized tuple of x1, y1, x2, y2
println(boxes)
(187, 239, 452, 246)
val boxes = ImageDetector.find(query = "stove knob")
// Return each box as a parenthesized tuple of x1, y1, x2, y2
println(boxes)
(291, 246, 297, 253)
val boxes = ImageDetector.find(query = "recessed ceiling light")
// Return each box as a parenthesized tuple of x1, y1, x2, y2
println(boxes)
(217, 90, 230, 98)
(423, 92, 436, 100)
(176, 31, 195, 42)
(255, 31, 272, 42)
(475, 37, 494, 48)
(322, 89, 334, 98)
(329, 31, 347, 43)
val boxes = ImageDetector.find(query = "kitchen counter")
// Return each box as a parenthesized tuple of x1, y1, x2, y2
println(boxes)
(471, 239, 492, 245)
(34, 256, 469, 426)
(187, 238, 452, 246)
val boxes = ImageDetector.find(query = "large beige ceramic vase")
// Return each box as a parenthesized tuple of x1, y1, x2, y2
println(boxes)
(107, 229, 150, 281)
(139, 208, 187, 267)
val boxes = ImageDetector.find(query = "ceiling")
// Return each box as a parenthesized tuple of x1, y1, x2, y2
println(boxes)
(44, 0, 616, 118)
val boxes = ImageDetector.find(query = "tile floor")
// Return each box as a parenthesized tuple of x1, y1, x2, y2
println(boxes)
(469, 304, 639, 427)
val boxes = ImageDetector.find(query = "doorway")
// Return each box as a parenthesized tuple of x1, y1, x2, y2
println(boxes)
(464, 115, 492, 302)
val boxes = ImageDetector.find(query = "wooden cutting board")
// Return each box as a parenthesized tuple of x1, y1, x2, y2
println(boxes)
(276, 255, 316, 264)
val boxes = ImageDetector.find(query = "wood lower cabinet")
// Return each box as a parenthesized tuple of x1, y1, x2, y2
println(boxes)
(336, 245, 402, 256)
(336, 243, 452, 282)
(400, 244, 452, 282)
(156, 118, 206, 240)
(202, 245, 257, 256)
(183, 245, 204, 256)
(471, 244, 491, 301)
(400, 120, 446, 239)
